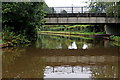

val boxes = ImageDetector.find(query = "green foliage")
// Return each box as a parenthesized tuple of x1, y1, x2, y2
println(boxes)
(43, 3, 55, 13)
(41, 25, 65, 31)
(50, 27, 65, 31)
(89, 2, 120, 17)
(64, 25, 93, 32)
(95, 32, 106, 34)
(60, 10, 67, 13)
(2, 2, 46, 47)
(41, 24, 105, 34)
(110, 41, 120, 46)
(110, 35, 120, 42)
(2, 2, 46, 41)
(2, 27, 31, 46)
(89, 2, 106, 13)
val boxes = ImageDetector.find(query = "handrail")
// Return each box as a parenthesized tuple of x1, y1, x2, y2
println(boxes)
(44, 6, 106, 13)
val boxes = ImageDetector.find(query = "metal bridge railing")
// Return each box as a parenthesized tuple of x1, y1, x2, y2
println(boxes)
(44, 6, 106, 14)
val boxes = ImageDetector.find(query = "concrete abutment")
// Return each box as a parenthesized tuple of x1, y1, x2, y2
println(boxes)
(106, 24, 120, 35)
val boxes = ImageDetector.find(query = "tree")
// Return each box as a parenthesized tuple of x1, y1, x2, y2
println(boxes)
(2, 2, 46, 40)
(89, 2, 106, 13)
(89, 1, 120, 17)
(60, 10, 67, 13)
(43, 2, 53, 13)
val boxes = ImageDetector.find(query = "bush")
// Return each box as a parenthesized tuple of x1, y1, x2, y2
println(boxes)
(2, 27, 31, 46)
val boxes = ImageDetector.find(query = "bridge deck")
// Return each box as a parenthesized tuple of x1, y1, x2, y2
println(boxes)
(45, 13, 107, 18)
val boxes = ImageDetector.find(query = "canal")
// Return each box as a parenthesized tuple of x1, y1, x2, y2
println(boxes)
(2, 34, 119, 78)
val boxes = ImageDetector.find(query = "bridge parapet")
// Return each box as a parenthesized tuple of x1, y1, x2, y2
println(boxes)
(44, 6, 106, 14)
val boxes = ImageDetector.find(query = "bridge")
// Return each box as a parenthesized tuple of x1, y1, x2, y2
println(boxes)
(44, 7, 120, 24)
(44, 7, 120, 35)
(44, 13, 115, 25)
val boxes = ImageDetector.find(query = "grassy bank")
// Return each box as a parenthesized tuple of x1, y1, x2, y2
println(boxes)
(40, 32, 93, 40)
(39, 31, 105, 36)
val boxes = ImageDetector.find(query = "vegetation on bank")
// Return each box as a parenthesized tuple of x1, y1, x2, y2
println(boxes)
(39, 31, 105, 36)
(110, 35, 120, 42)
(41, 25, 104, 33)
(109, 35, 120, 46)
(40, 32, 93, 40)
(1, 2, 46, 47)
(39, 24, 105, 36)
(110, 41, 120, 46)
(2, 27, 31, 47)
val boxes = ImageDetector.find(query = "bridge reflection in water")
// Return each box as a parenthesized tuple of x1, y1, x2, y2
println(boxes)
(42, 55, 117, 66)
(43, 55, 118, 78)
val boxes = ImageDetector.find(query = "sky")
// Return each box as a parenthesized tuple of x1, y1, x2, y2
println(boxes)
(45, 0, 90, 7)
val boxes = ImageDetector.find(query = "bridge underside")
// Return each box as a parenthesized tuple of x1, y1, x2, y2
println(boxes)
(44, 13, 120, 25)
(44, 23, 118, 25)
(44, 17, 120, 25)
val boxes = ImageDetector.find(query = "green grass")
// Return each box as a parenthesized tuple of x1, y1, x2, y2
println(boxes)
(66, 25, 91, 28)
(39, 31, 70, 34)
(39, 31, 105, 36)
(70, 32, 95, 35)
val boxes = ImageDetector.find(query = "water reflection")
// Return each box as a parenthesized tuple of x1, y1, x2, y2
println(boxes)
(35, 34, 114, 49)
(44, 65, 118, 78)
(82, 44, 88, 50)
(2, 34, 119, 78)
(57, 44, 62, 49)
(44, 66, 91, 78)
(68, 41, 77, 49)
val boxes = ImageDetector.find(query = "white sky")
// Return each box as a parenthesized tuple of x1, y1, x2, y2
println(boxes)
(45, 0, 90, 7)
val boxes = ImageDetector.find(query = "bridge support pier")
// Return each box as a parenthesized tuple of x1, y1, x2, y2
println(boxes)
(106, 24, 120, 35)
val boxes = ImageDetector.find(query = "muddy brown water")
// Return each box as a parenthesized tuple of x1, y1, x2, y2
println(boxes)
(1, 34, 120, 78)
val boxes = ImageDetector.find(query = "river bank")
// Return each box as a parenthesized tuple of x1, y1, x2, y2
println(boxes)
(39, 31, 120, 44)
(39, 31, 106, 36)
(39, 31, 110, 38)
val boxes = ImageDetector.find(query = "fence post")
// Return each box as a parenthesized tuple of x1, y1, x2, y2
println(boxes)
(52, 7, 54, 13)
(72, 7, 73, 13)
(81, 7, 83, 13)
